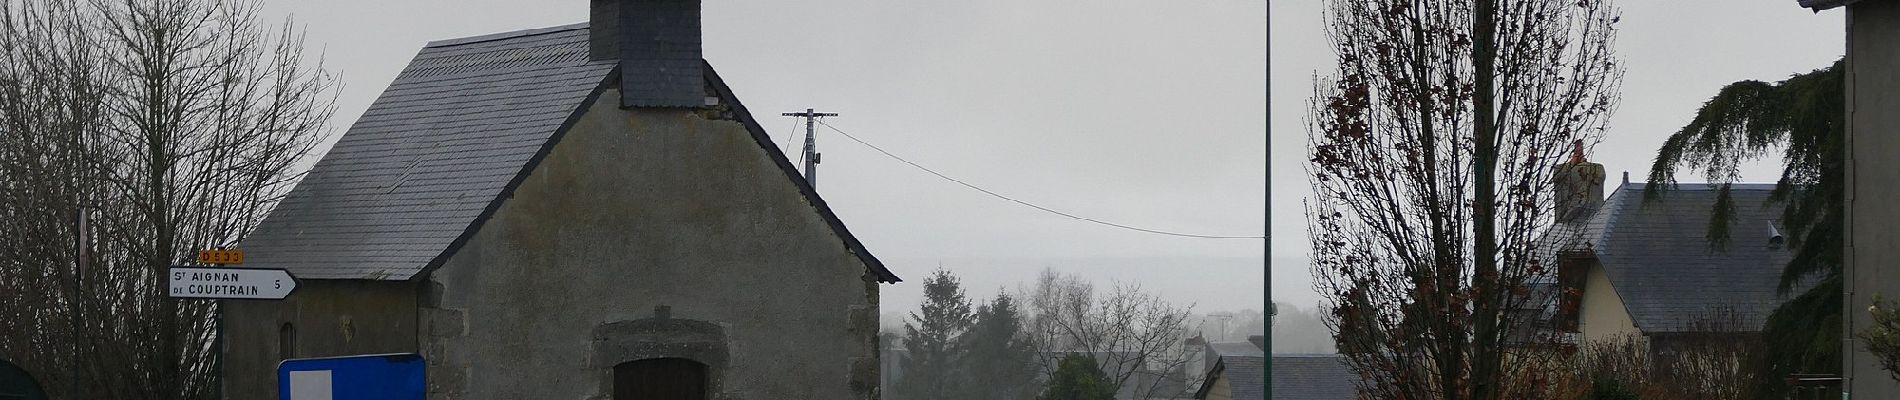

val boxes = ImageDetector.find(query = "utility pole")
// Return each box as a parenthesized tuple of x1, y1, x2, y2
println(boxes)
(780, 108, 837, 189)
(72, 206, 87, 400)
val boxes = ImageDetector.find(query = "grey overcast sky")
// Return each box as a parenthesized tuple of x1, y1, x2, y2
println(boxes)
(1268, 1, 1845, 308)
(254, 1, 1269, 315)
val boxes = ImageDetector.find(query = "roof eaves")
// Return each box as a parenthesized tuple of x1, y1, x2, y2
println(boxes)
(703, 60, 902, 283)
(1193, 358, 1227, 399)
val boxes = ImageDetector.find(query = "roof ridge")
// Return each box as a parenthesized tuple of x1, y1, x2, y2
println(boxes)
(1621, 181, 1779, 191)
(426, 22, 588, 48)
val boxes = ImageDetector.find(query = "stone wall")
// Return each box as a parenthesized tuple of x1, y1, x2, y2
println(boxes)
(222, 280, 418, 399)
(420, 89, 880, 400)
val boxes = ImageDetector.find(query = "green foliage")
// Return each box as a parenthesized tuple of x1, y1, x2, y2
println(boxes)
(1760, 274, 1841, 377)
(958, 293, 1040, 399)
(896, 269, 975, 400)
(1585, 375, 1640, 400)
(893, 269, 1040, 400)
(1646, 60, 1844, 392)
(1858, 295, 1900, 382)
(1038, 354, 1117, 400)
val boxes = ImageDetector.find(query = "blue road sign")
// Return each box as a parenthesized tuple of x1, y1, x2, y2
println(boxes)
(278, 353, 424, 400)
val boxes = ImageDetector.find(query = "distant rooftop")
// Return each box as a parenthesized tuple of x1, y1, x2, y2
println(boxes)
(1206, 341, 1264, 357)
(1270, 354, 1353, 400)
(1566, 182, 1798, 333)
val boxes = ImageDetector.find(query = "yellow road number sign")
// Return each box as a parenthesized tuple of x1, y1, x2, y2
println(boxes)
(198, 249, 244, 265)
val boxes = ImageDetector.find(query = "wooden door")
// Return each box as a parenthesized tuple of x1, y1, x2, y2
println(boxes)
(613, 358, 708, 400)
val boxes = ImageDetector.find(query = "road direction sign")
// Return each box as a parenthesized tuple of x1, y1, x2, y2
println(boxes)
(279, 353, 424, 400)
(168, 266, 297, 300)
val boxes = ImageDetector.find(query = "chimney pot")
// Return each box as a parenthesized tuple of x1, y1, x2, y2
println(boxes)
(1554, 152, 1605, 223)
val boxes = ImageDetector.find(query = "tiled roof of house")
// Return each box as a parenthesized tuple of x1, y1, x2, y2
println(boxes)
(1578, 183, 1796, 334)
(1223, 355, 1267, 400)
(1267, 354, 1353, 400)
(240, 23, 897, 282)
(239, 24, 610, 280)
(1206, 341, 1264, 358)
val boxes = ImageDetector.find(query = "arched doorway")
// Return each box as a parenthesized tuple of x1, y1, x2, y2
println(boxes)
(0, 359, 46, 400)
(613, 358, 707, 400)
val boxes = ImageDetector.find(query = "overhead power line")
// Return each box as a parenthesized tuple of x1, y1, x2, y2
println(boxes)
(817, 120, 1265, 240)
(781, 117, 800, 155)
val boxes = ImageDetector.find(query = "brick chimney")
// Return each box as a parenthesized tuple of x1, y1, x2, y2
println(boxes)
(1553, 140, 1605, 223)
(590, 0, 703, 108)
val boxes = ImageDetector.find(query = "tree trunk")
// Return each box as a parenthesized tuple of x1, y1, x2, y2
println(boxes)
(1470, 0, 1501, 399)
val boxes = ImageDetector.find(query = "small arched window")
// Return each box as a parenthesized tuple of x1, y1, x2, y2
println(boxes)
(613, 358, 707, 400)
(278, 322, 295, 360)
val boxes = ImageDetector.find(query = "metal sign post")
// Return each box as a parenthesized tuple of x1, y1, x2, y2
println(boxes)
(168, 267, 298, 300)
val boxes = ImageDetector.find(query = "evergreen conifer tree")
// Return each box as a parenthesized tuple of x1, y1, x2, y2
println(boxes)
(895, 269, 974, 400)
(1648, 61, 1844, 394)
(1039, 354, 1117, 400)
(957, 293, 1040, 399)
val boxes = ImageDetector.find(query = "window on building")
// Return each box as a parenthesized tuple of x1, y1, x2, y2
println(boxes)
(279, 322, 295, 360)
(613, 358, 707, 400)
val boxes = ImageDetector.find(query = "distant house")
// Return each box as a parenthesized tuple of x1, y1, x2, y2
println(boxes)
(1193, 354, 1264, 400)
(879, 345, 1196, 400)
(1195, 354, 1351, 400)
(1546, 155, 1794, 356)
(219, 1, 900, 398)
(879, 334, 907, 397)
(1796, 0, 1900, 396)
(1190, 338, 1263, 384)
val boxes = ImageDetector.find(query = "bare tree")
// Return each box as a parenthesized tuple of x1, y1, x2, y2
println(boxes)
(1024, 269, 1198, 399)
(1546, 309, 1765, 400)
(1652, 307, 1764, 400)
(0, 0, 334, 399)
(1304, 0, 1621, 399)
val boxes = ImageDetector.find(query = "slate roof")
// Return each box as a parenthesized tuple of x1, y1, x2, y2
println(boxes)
(1206, 342, 1264, 358)
(1261, 354, 1354, 400)
(241, 23, 898, 282)
(1573, 183, 1796, 334)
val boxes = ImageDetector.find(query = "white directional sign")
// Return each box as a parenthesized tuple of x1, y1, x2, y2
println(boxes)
(168, 266, 298, 300)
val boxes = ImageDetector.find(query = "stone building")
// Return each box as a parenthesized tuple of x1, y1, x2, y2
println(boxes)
(220, 1, 900, 398)
(1797, 0, 1900, 396)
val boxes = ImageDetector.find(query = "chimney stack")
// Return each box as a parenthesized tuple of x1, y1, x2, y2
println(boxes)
(590, 0, 704, 108)
(1553, 140, 1605, 223)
